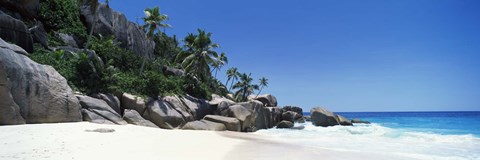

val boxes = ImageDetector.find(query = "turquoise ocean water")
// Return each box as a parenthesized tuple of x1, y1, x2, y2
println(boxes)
(256, 111, 480, 160)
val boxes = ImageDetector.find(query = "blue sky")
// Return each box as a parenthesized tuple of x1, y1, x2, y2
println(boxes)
(106, 0, 480, 112)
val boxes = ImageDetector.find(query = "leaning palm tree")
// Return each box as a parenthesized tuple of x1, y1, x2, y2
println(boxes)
(233, 73, 259, 102)
(211, 52, 228, 78)
(256, 77, 268, 97)
(225, 67, 238, 91)
(176, 29, 220, 82)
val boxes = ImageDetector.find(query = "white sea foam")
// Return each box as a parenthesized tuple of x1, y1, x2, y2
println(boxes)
(255, 122, 480, 160)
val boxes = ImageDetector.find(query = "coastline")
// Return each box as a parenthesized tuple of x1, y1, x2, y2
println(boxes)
(0, 122, 418, 160)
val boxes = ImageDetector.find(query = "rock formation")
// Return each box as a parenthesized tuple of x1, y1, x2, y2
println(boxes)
(0, 38, 82, 125)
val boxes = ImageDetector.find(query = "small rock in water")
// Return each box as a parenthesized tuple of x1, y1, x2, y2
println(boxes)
(85, 128, 115, 133)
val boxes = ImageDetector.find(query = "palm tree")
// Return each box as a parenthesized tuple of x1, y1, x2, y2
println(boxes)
(225, 67, 238, 92)
(176, 29, 220, 82)
(256, 77, 268, 97)
(140, 6, 171, 75)
(233, 73, 259, 102)
(211, 52, 228, 78)
(142, 6, 171, 39)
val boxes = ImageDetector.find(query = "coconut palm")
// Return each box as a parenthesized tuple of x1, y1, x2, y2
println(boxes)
(211, 52, 228, 78)
(142, 6, 171, 39)
(225, 67, 238, 92)
(176, 29, 220, 81)
(256, 77, 268, 97)
(139, 6, 171, 75)
(233, 73, 259, 102)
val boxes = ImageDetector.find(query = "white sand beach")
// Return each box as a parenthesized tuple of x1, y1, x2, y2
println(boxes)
(0, 122, 419, 160)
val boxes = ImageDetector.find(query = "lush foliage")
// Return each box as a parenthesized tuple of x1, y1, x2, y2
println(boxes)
(39, 0, 87, 40)
(31, 4, 268, 101)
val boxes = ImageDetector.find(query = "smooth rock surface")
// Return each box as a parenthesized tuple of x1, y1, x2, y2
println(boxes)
(0, 13, 33, 52)
(76, 95, 127, 125)
(248, 94, 278, 107)
(310, 107, 339, 127)
(181, 119, 226, 131)
(121, 93, 146, 115)
(143, 99, 187, 129)
(0, 38, 81, 125)
(337, 115, 353, 126)
(80, 3, 154, 58)
(204, 115, 241, 132)
(123, 109, 158, 128)
(276, 120, 294, 128)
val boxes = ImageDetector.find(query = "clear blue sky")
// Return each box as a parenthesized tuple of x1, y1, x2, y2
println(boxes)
(106, 0, 480, 112)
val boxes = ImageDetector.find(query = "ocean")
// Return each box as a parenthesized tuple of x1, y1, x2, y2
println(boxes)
(255, 111, 480, 160)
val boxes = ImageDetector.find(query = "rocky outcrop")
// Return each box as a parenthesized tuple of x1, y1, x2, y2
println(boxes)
(222, 104, 254, 132)
(276, 120, 294, 129)
(336, 115, 352, 126)
(29, 21, 48, 49)
(204, 115, 241, 132)
(123, 109, 158, 128)
(265, 107, 283, 128)
(143, 98, 187, 129)
(0, 0, 39, 20)
(0, 13, 33, 52)
(163, 66, 185, 77)
(121, 93, 146, 115)
(282, 106, 303, 116)
(76, 95, 127, 125)
(248, 94, 277, 107)
(0, 38, 82, 125)
(180, 95, 214, 120)
(90, 93, 121, 115)
(310, 107, 339, 127)
(80, 3, 154, 58)
(181, 120, 226, 131)
(56, 33, 78, 48)
(209, 94, 235, 107)
(281, 111, 298, 123)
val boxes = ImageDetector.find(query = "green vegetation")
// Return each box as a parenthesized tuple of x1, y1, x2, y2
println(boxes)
(30, 3, 268, 101)
(39, 0, 87, 40)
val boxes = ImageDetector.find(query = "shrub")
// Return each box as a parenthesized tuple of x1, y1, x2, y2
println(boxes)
(39, 0, 87, 40)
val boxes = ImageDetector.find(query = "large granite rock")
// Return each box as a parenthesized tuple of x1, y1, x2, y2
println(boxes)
(248, 94, 277, 107)
(90, 93, 121, 115)
(76, 95, 127, 125)
(265, 107, 283, 128)
(209, 94, 235, 107)
(121, 93, 146, 115)
(162, 66, 184, 77)
(238, 100, 269, 131)
(282, 106, 303, 116)
(0, 0, 39, 20)
(181, 120, 226, 131)
(310, 107, 339, 127)
(123, 109, 158, 128)
(143, 99, 187, 129)
(281, 111, 298, 123)
(179, 95, 214, 120)
(224, 104, 254, 132)
(336, 115, 352, 126)
(80, 3, 154, 58)
(276, 120, 294, 129)
(0, 13, 33, 52)
(81, 108, 115, 125)
(29, 21, 48, 49)
(204, 115, 241, 132)
(0, 38, 81, 125)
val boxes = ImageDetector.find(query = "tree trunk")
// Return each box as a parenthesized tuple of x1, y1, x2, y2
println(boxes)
(256, 86, 263, 98)
(85, 6, 99, 49)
